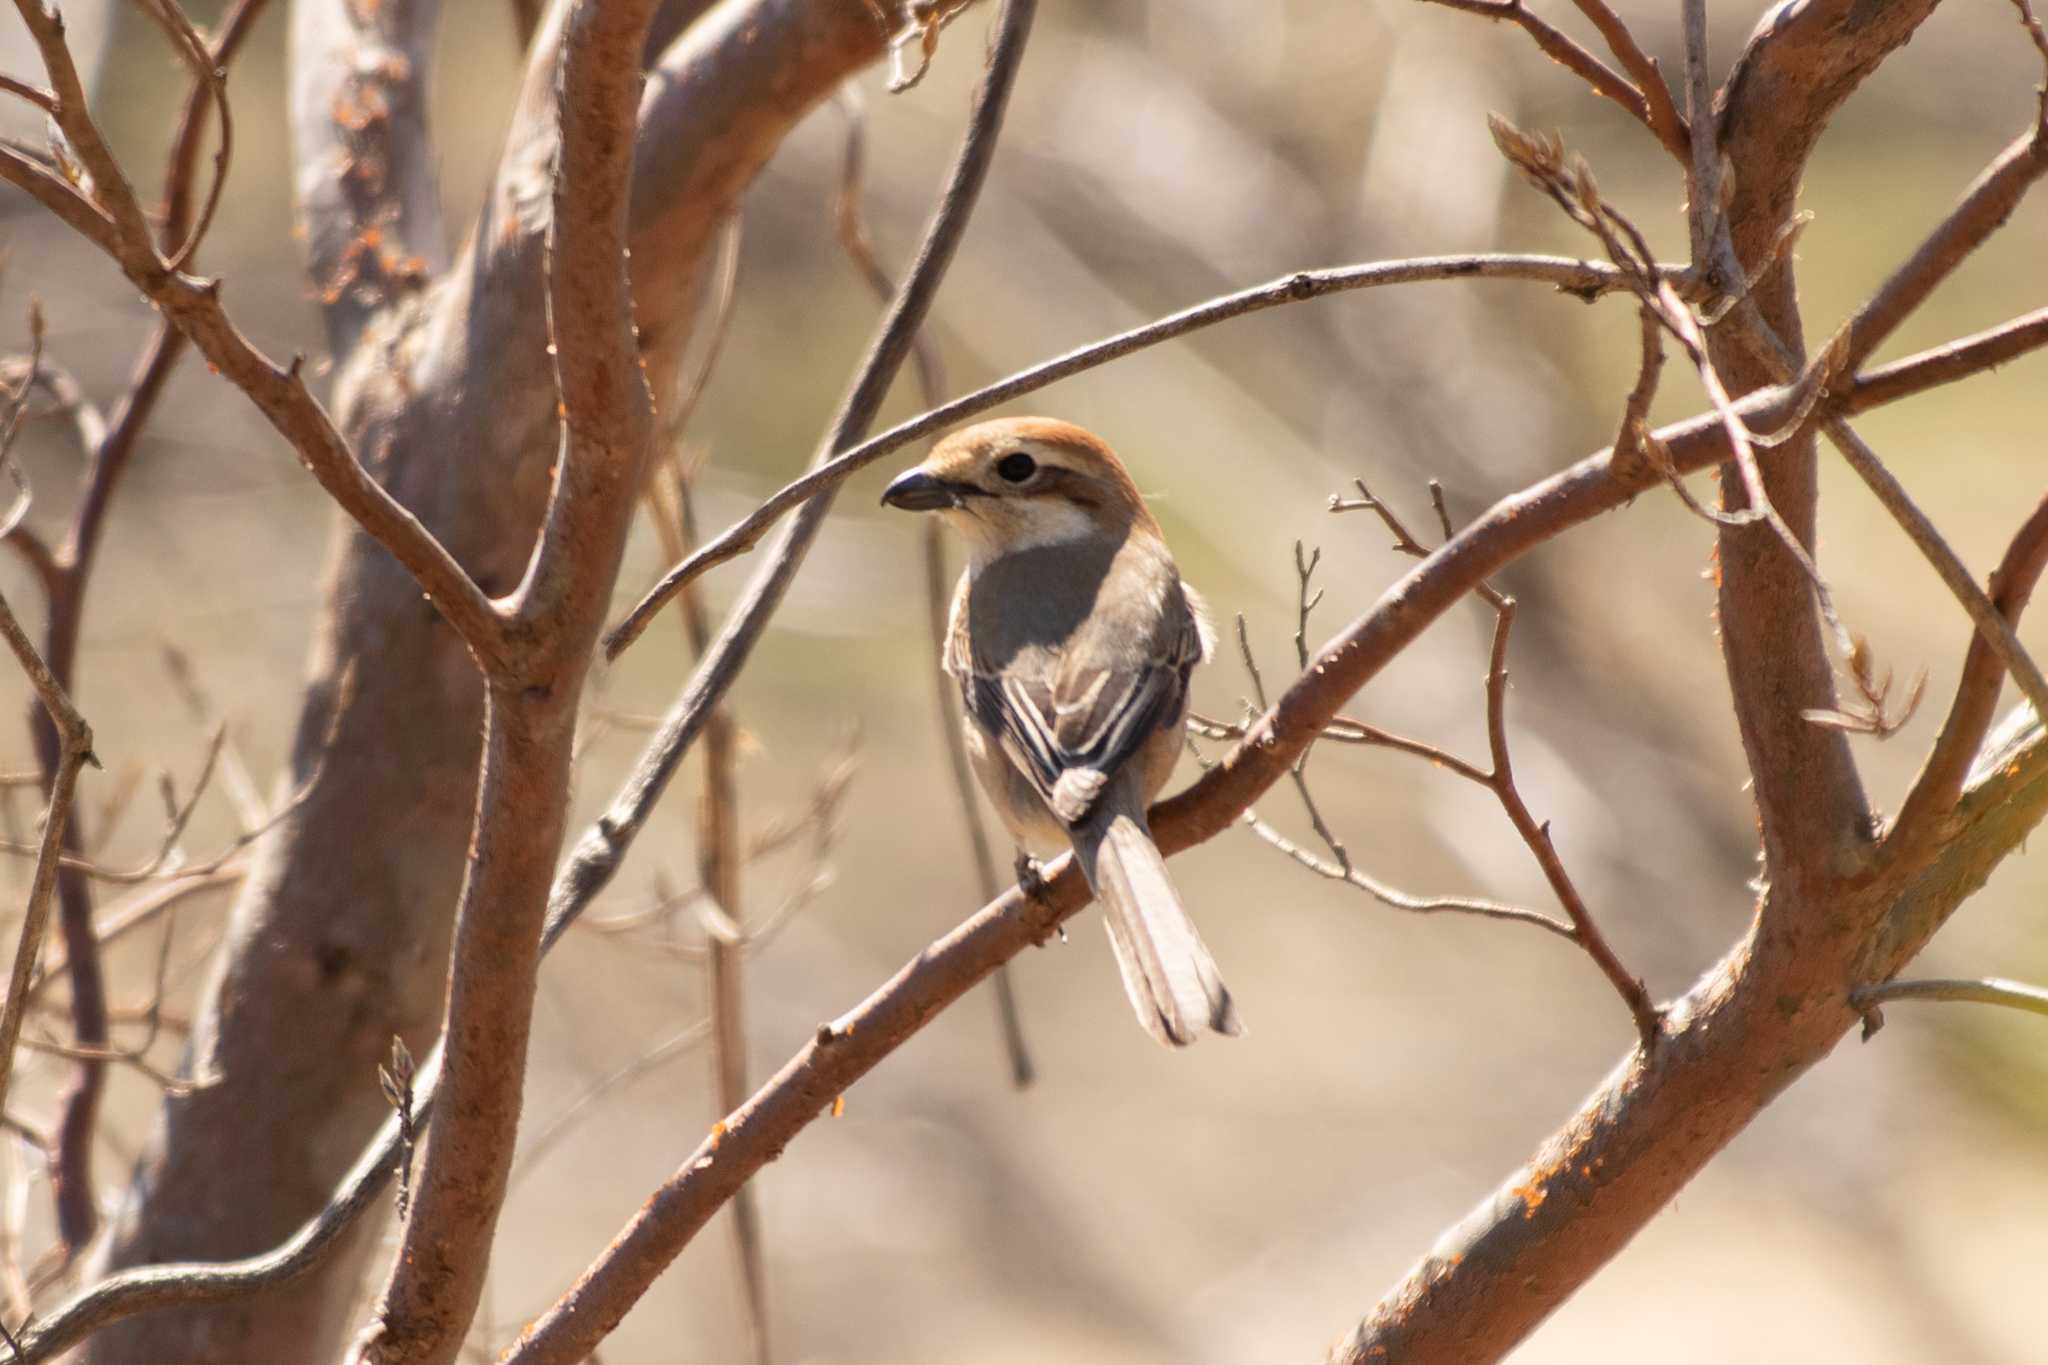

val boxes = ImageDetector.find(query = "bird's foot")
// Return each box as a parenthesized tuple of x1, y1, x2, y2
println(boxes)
(1014, 852, 1068, 944)
(1014, 850, 1049, 901)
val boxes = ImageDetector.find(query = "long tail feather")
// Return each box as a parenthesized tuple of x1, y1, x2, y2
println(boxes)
(1073, 792, 1240, 1047)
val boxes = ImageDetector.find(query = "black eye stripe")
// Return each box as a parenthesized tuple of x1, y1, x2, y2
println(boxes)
(996, 451, 1037, 483)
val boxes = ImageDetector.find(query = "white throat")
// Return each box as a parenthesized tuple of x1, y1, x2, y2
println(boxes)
(951, 500, 1099, 570)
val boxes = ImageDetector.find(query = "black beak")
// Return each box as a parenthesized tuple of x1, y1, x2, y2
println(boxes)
(881, 468, 963, 511)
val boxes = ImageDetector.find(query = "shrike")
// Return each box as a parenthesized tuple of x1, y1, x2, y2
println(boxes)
(883, 417, 1240, 1047)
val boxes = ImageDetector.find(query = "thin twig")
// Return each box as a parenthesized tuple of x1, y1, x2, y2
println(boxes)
(1852, 976, 2048, 1021)
(510, 1020, 711, 1185)
(832, 84, 1032, 1088)
(603, 251, 1650, 655)
(1566, 0, 1688, 159)
(1480, 600, 1659, 1045)
(1680, 0, 1720, 272)
(0, 587, 94, 1129)
(11, 242, 2048, 1364)
(1240, 811, 1572, 938)
(1825, 422, 2048, 726)
(1419, 0, 1687, 160)
(1882, 493, 2048, 875)
(131, 0, 234, 271)
(1333, 479, 1658, 1043)
(646, 439, 771, 1365)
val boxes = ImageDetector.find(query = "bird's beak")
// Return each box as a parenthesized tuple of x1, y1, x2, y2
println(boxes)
(880, 467, 964, 511)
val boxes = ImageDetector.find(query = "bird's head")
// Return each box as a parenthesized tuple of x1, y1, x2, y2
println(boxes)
(880, 417, 1157, 564)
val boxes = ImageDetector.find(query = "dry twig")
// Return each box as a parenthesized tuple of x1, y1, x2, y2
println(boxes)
(603, 250, 1652, 654)
(832, 85, 1033, 1088)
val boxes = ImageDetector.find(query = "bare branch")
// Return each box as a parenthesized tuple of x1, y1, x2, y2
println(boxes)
(0, 58, 502, 665)
(1826, 423, 2048, 730)
(1419, 0, 1687, 160)
(0, 585, 93, 1129)
(130, 0, 234, 271)
(832, 87, 1032, 1087)
(1679, 0, 1719, 269)
(1563, 0, 1687, 160)
(1239, 811, 1573, 939)
(1328, 479, 1654, 1039)
(1847, 305, 2048, 408)
(1882, 493, 2048, 874)
(12, 264, 2048, 1361)
(603, 251, 1646, 652)
(1852, 976, 2048, 1022)
(1835, 129, 2048, 374)
(350, 0, 664, 1344)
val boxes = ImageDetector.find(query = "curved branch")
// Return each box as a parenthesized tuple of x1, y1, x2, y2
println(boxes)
(1847, 305, 2048, 408)
(1420, 0, 1686, 160)
(604, 251, 1646, 654)
(1704, 0, 1948, 879)
(1332, 717, 2048, 1363)
(346, 0, 663, 1351)
(1853, 976, 2048, 1020)
(14, 257, 2048, 1363)
(0, 587, 94, 1129)
(1882, 493, 2048, 872)
(1836, 127, 2048, 373)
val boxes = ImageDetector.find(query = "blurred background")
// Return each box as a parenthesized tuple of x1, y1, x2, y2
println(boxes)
(2, 0, 2046, 1359)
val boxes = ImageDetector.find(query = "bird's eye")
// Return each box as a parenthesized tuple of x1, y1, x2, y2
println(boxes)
(996, 451, 1037, 483)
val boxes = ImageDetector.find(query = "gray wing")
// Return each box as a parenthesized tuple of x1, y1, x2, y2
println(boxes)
(948, 580, 1202, 827)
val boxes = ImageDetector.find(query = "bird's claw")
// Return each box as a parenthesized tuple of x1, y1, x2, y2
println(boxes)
(1014, 852, 1068, 944)
(1014, 851, 1049, 902)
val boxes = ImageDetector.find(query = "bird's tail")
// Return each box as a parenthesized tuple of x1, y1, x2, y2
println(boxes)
(1073, 791, 1240, 1047)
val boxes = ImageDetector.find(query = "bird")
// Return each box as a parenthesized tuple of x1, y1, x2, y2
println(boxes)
(881, 416, 1241, 1047)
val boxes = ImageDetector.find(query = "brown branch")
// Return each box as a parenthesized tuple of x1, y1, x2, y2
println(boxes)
(1418, 0, 1686, 160)
(1328, 731, 2048, 1365)
(160, 0, 268, 259)
(497, 4, 1036, 1357)
(0, 53, 500, 666)
(1677, 0, 1732, 291)
(0, 585, 94, 1131)
(699, 905, 769, 1365)
(1697, 0, 1938, 876)
(1239, 812, 1573, 938)
(1564, 0, 1687, 159)
(9, 0, 160, 261)
(602, 250, 1647, 654)
(1847, 305, 2048, 408)
(1835, 128, 2048, 374)
(1330, 481, 1656, 1042)
(831, 84, 1032, 1088)
(647, 446, 768, 1359)
(10, 262, 2048, 1362)
(129, 0, 233, 272)
(7, 0, 905, 1356)
(0, 75, 54, 114)
(1881, 494, 2048, 875)
(1479, 599, 1658, 1045)
(1826, 423, 2048, 733)
(348, 0, 663, 1347)
(2, 0, 270, 1230)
